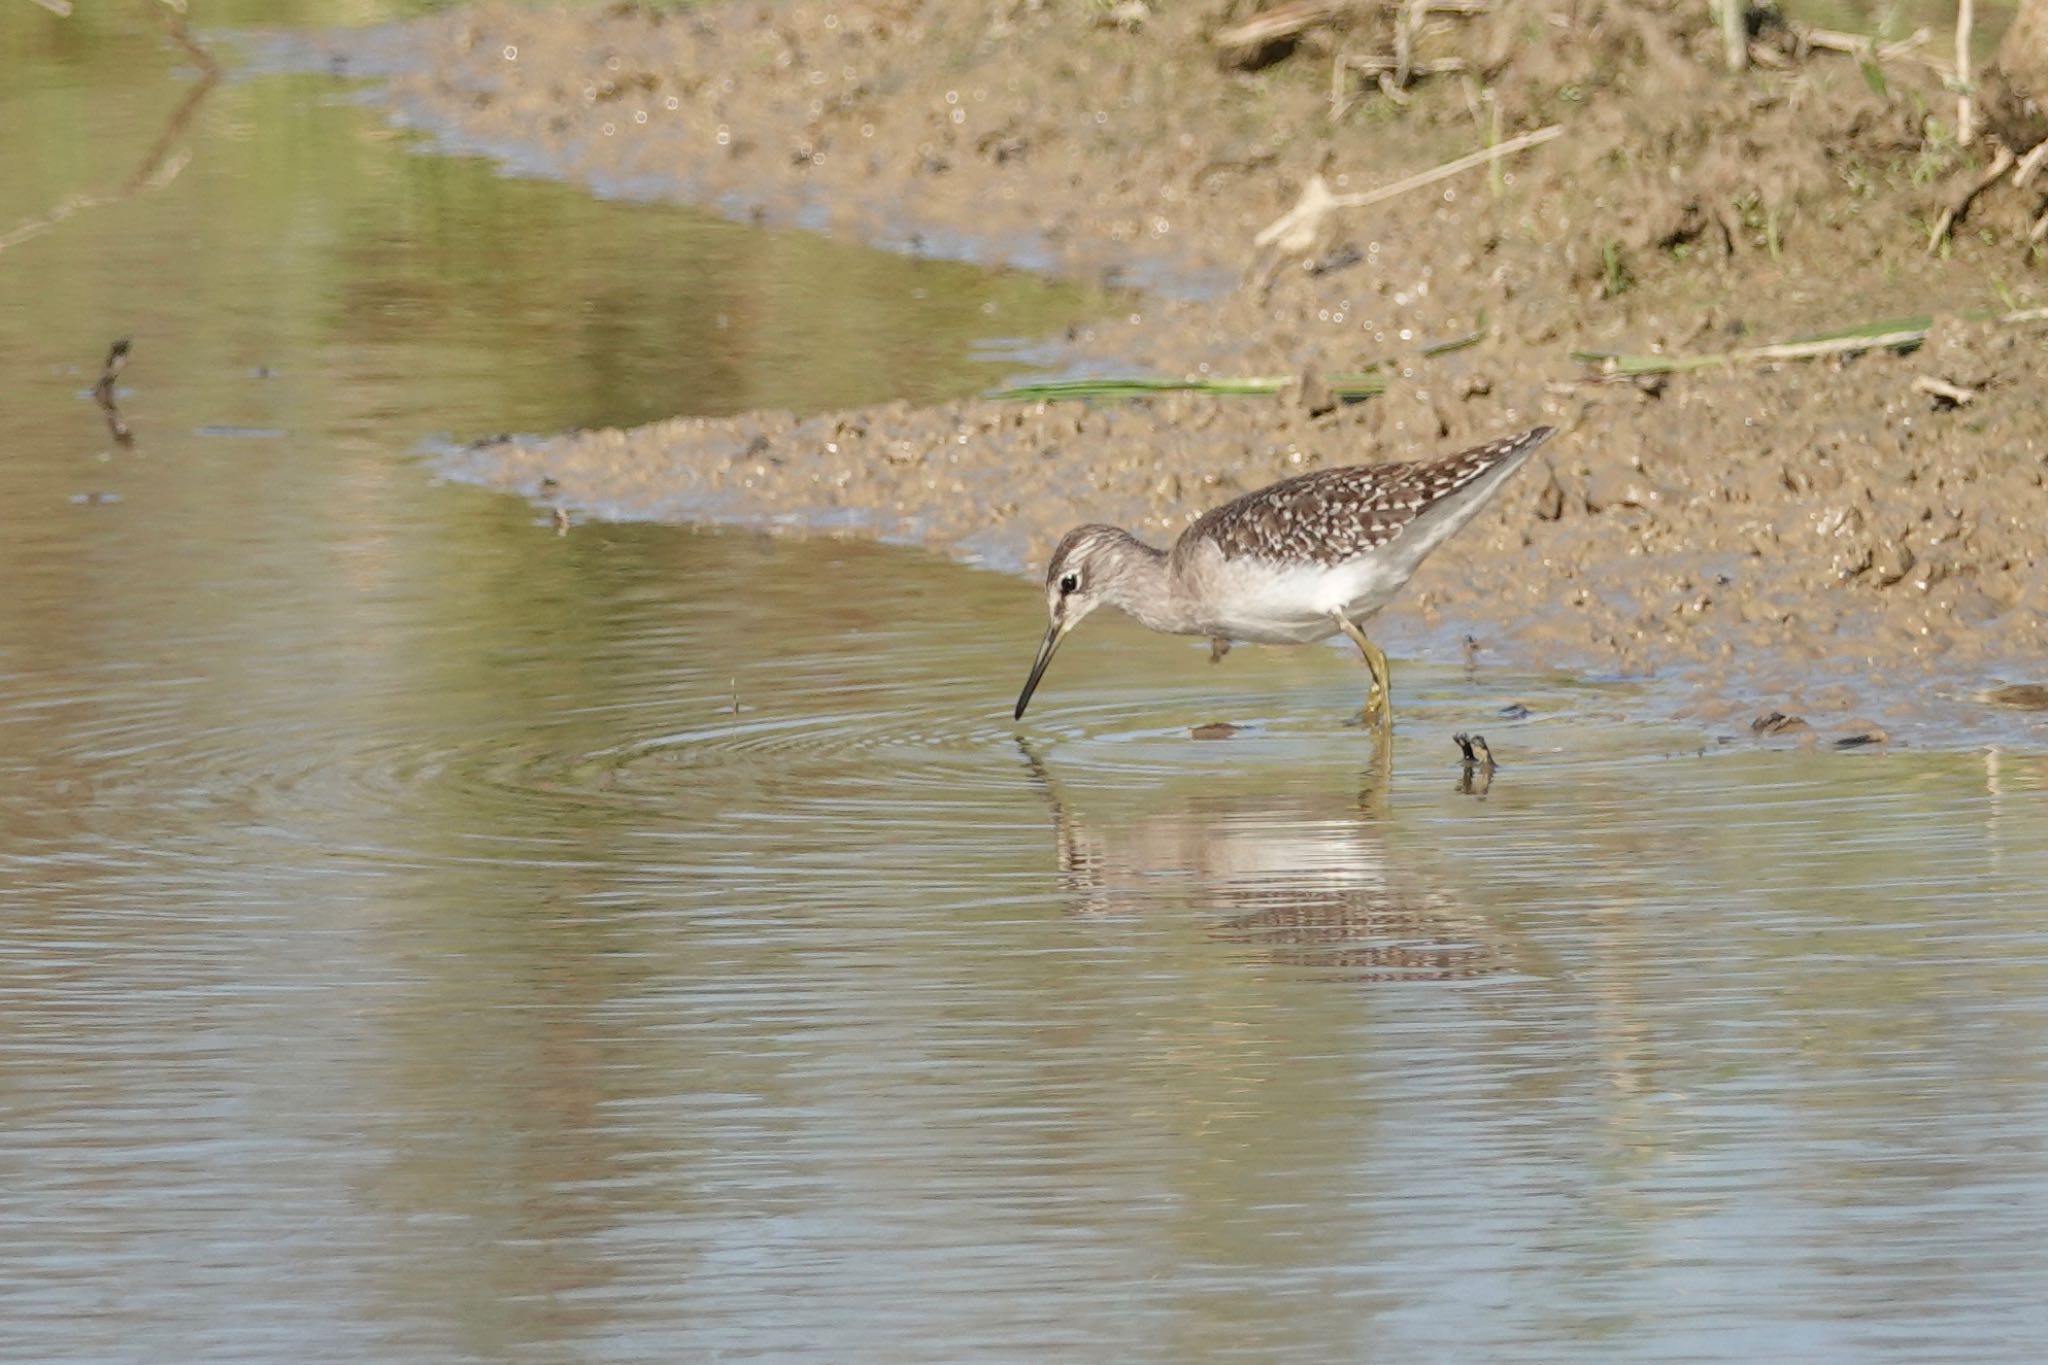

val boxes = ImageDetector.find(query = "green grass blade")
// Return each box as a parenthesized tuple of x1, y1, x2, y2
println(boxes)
(989, 371, 1387, 402)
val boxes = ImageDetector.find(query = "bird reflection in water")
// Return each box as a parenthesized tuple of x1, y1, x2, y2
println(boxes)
(1017, 740, 1522, 983)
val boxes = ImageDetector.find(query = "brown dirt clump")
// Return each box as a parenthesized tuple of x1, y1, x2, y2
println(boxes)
(365, 0, 2048, 743)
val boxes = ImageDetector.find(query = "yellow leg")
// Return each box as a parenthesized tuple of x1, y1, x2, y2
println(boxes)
(1333, 615, 1392, 732)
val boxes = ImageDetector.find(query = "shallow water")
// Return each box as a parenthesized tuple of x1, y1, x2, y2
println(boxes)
(7, 5, 2048, 1362)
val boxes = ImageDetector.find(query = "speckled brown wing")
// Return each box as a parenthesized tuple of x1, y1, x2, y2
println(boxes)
(1176, 427, 1554, 568)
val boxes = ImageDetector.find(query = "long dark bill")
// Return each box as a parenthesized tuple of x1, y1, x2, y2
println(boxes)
(1013, 620, 1066, 721)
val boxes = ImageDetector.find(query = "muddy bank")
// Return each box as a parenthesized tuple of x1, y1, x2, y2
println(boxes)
(372, 0, 2048, 742)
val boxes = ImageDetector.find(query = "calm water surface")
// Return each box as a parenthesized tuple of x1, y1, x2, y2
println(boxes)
(6, 5, 2048, 1362)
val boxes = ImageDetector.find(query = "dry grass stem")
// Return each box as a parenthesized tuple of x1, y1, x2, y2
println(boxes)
(1576, 307, 2048, 377)
(1718, 0, 1748, 72)
(1214, 0, 1344, 52)
(1798, 25, 1950, 80)
(1253, 123, 1564, 255)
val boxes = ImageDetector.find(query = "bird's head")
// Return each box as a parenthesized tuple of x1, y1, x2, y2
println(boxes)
(1014, 525, 1139, 721)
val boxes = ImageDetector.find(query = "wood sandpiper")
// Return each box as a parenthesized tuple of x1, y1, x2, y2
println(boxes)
(1013, 425, 1557, 729)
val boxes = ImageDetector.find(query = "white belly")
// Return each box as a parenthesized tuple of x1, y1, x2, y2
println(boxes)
(1195, 556, 1407, 645)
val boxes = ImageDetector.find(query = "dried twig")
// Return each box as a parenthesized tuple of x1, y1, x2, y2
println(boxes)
(1927, 142, 2016, 253)
(1913, 374, 1978, 404)
(1746, 40, 1789, 69)
(1718, 0, 1748, 72)
(1332, 47, 1464, 115)
(1253, 123, 1563, 255)
(1327, 0, 1487, 119)
(1798, 25, 1950, 80)
(2013, 138, 2048, 187)
(1393, 0, 1422, 87)
(1214, 0, 1344, 53)
(1956, 0, 1977, 146)
(1340, 52, 1466, 77)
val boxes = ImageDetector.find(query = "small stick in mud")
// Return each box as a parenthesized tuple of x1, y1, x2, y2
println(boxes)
(1926, 142, 2017, 252)
(1800, 25, 1936, 64)
(1912, 374, 1979, 405)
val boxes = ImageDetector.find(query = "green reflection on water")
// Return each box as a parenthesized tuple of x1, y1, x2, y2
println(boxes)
(1, 3, 1096, 437)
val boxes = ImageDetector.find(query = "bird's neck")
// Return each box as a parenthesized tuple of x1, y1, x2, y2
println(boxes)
(1100, 536, 1194, 635)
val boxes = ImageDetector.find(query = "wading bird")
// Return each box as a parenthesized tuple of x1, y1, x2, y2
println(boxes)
(1014, 425, 1556, 730)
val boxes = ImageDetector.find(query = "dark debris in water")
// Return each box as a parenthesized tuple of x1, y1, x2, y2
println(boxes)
(1190, 721, 1241, 740)
(1983, 683, 2048, 711)
(1833, 728, 1890, 750)
(92, 338, 134, 447)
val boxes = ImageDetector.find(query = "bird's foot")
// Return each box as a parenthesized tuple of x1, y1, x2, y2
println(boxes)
(1453, 732, 1495, 795)
(1453, 732, 1495, 769)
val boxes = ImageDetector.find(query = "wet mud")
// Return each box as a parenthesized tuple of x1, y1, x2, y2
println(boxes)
(361, 0, 2048, 742)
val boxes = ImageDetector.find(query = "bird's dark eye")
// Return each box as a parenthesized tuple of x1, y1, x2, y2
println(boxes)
(1058, 573, 1079, 595)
